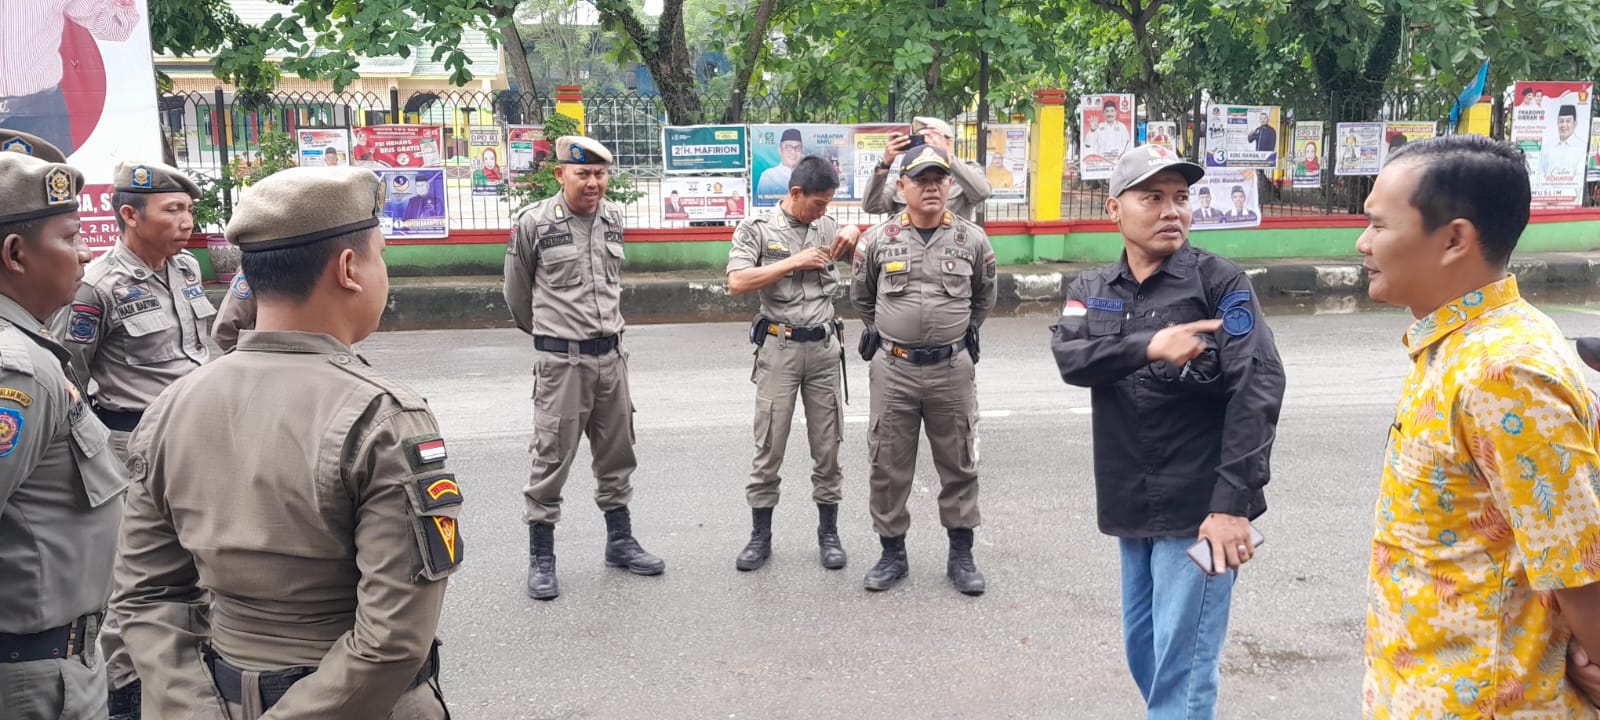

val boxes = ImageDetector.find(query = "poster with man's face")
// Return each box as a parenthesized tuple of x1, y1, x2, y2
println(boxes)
(1511, 81, 1593, 208)
(1, 0, 161, 251)
(1079, 94, 1135, 180)
(749, 124, 852, 207)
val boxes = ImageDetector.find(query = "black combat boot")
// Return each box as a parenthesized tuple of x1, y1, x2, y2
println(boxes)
(527, 523, 559, 600)
(736, 507, 774, 571)
(604, 507, 666, 575)
(863, 535, 909, 591)
(816, 503, 847, 570)
(946, 528, 986, 596)
(108, 679, 141, 720)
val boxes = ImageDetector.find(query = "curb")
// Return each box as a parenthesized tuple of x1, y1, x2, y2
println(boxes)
(205, 252, 1600, 330)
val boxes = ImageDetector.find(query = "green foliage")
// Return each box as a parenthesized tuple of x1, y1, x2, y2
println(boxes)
(191, 126, 298, 230)
(500, 112, 645, 215)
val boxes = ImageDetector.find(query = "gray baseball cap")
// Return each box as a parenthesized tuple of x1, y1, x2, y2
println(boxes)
(1108, 144, 1205, 196)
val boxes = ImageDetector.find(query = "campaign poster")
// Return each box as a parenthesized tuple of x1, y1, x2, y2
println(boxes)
(1190, 168, 1262, 230)
(1290, 122, 1324, 189)
(352, 125, 444, 169)
(1512, 81, 1592, 208)
(1334, 123, 1383, 176)
(506, 125, 549, 183)
(467, 126, 506, 197)
(1205, 104, 1281, 169)
(662, 177, 748, 222)
(377, 169, 448, 239)
(750, 124, 853, 206)
(296, 128, 351, 167)
(1146, 121, 1179, 153)
(1079, 94, 1136, 180)
(1380, 121, 1436, 165)
(1589, 118, 1600, 183)
(983, 124, 1029, 203)
(0, 0, 161, 251)
(850, 123, 911, 203)
(663, 125, 748, 174)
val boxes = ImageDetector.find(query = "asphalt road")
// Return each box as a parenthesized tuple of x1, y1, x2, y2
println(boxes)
(353, 301, 1600, 719)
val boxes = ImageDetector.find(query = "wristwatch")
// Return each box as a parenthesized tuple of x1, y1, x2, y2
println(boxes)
(875, 161, 890, 171)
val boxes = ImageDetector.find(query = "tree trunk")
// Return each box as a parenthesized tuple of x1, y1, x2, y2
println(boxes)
(722, 0, 778, 123)
(490, 5, 544, 124)
(593, 0, 705, 123)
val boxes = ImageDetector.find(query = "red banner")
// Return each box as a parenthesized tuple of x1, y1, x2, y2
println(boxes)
(352, 125, 444, 169)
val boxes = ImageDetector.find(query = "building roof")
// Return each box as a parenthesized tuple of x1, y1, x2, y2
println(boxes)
(156, 0, 502, 80)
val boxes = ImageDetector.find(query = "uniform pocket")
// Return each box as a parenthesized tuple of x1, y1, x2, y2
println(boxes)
(539, 247, 583, 288)
(604, 242, 625, 285)
(1086, 311, 1124, 337)
(533, 413, 564, 464)
(70, 413, 127, 507)
(188, 295, 217, 321)
(121, 311, 183, 364)
(881, 271, 910, 296)
(402, 472, 464, 581)
(940, 260, 973, 299)
(753, 396, 774, 452)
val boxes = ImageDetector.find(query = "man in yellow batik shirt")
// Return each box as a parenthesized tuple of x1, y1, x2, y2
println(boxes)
(1358, 134, 1600, 718)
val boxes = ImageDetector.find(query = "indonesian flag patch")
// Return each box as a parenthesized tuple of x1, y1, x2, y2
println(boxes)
(1061, 300, 1088, 317)
(405, 435, 449, 470)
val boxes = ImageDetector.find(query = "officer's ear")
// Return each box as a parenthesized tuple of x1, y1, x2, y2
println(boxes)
(0, 232, 23, 274)
(1105, 196, 1121, 224)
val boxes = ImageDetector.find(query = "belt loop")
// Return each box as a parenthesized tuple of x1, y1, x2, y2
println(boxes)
(566, 340, 579, 360)
(241, 670, 266, 719)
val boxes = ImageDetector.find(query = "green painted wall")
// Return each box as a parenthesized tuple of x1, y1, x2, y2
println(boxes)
(188, 219, 1600, 280)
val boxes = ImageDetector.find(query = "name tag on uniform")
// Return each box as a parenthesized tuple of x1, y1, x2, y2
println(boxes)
(538, 226, 574, 249)
(762, 242, 790, 259)
(884, 260, 909, 274)
(183, 286, 205, 300)
(1086, 297, 1123, 312)
(605, 230, 624, 244)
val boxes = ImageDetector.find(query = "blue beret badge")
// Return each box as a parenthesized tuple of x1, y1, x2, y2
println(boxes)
(131, 165, 153, 188)
(2, 137, 32, 155)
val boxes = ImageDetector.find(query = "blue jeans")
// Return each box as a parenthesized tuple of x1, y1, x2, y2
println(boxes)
(1119, 536, 1238, 720)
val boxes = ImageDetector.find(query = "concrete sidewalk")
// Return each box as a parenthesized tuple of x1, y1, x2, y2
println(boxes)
(207, 251, 1600, 329)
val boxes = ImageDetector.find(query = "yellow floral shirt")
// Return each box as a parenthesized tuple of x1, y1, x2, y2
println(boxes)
(1365, 276, 1600, 719)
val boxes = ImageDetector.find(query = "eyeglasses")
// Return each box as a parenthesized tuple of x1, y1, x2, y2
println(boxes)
(780, 143, 804, 152)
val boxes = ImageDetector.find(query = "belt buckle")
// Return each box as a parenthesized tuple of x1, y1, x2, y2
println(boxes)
(782, 325, 794, 338)
(891, 345, 908, 359)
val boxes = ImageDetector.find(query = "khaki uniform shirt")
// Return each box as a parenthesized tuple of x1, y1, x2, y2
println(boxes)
(504, 197, 627, 340)
(851, 211, 998, 346)
(862, 158, 992, 220)
(726, 207, 841, 327)
(0, 295, 125, 633)
(112, 331, 461, 717)
(54, 242, 217, 411)
(211, 274, 256, 353)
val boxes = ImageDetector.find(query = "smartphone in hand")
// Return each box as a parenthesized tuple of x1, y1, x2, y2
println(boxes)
(1187, 524, 1265, 575)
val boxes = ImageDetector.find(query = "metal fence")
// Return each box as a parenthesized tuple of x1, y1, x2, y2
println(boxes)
(161, 87, 1598, 231)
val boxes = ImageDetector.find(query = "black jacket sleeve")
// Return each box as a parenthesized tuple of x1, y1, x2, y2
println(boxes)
(1207, 271, 1286, 517)
(1050, 274, 1157, 387)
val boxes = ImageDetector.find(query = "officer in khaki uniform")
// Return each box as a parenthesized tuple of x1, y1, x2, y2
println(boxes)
(505, 136, 664, 601)
(0, 143, 128, 719)
(54, 160, 216, 458)
(851, 146, 997, 596)
(211, 273, 256, 352)
(726, 155, 862, 572)
(863, 117, 992, 220)
(111, 166, 459, 719)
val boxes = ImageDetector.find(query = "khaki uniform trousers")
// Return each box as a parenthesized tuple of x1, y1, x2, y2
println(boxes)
(523, 345, 637, 524)
(102, 428, 135, 690)
(0, 617, 106, 720)
(224, 680, 446, 719)
(747, 333, 844, 508)
(866, 350, 981, 537)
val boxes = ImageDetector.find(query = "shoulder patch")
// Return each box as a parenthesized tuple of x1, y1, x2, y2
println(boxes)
(405, 434, 448, 470)
(67, 304, 101, 343)
(1086, 297, 1124, 312)
(423, 516, 462, 576)
(1218, 290, 1251, 311)
(1222, 305, 1255, 337)
(230, 275, 252, 300)
(415, 472, 463, 511)
(0, 407, 22, 457)
(0, 387, 33, 407)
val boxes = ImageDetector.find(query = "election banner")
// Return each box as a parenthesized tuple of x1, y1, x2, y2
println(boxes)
(1589, 118, 1600, 183)
(982, 124, 1029, 203)
(1079, 94, 1136, 180)
(850, 123, 911, 204)
(1205, 104, 1281, 169)
(467, 126, 507, 197)
(0, 0, 162, 250)
(1290, 122, 1324, 189)
(1381, 121, 1436, 165)
(663, 125, 748, 174)
(1190, 168, 1262, 231)
(353, 125, 444, 169)
(506, 125, 549, 184)
(377, 169, 447, 239)
(1146, 121, 1179, 153)
(662, 177, 748, 222)
(750, 124, 853, 206)
(296, 128, 351, 167)
(1512, 81, 1592, 208)
(1334, 122, 1383, 176)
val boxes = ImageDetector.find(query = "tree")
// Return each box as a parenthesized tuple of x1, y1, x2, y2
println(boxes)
(590, 0, 704, 122)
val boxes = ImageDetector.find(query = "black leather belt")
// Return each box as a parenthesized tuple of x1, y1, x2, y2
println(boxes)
(206, 641, 440, 709)
(880, 339, 964, 365)
(0, 612, 100, 663)
(534, 334, 619, 356)
(763, 320, 829, 343)
(93, 406, 143, 432)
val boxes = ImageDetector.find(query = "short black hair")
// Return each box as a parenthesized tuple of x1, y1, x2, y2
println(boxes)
(111, 192, 148, 232)
(239, 227, 376, 302)
(788, 156, 840, 195)
(1385, 135, 1530, 267)
(1522, 88, 1534, 96)
(0, 217, 48, 246)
